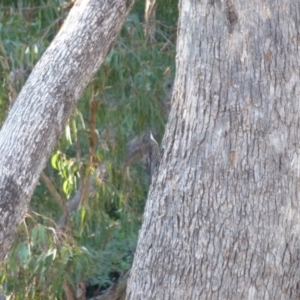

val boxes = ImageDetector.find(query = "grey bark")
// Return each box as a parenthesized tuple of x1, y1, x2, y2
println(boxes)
(0, 0, 134, 262)
(127, 0, 300, 299)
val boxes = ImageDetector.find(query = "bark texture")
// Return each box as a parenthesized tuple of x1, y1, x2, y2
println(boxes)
(0, 0, 134, 261)
(127, 0, 300, 299)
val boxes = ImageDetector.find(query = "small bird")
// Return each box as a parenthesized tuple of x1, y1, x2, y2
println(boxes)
(142, 131, 161, 180)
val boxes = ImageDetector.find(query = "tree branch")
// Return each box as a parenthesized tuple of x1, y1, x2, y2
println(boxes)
(79, 87, 99, 207)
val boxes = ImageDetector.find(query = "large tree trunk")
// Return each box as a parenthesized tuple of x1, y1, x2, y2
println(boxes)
(0, 0, 134, 262)
(127, 0, 300, 299)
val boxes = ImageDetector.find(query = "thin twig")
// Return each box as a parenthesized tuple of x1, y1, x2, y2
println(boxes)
(79, 87, 99, 207)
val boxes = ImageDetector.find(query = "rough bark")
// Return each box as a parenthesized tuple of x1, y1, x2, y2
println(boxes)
(0, 0, 134, 262)
(127, 0, 300, 299)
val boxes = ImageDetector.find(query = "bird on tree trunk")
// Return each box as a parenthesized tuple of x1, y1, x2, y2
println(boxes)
(142, 131, 161, 181)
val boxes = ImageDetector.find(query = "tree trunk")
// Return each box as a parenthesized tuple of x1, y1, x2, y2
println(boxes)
(127, 0, 300, 299)
(0, 0, 134, 262)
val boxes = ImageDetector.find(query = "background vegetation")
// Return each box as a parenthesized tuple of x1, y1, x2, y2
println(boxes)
(0, 0, 177, 298)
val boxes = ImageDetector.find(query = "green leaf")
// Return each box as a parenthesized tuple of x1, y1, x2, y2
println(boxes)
(63, 179, 70, 195)
(81, 207, 86, 225)
(46, 248, 57, 261)
(71, 118, 77, 139)
(18, 242, 31, 266)
(65, 124, 72, 144)
(51, 152, 59, 170)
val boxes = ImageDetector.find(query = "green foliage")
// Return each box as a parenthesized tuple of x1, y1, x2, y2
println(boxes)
(0, 0, 177, 298)
(51, 150, 79, 197)
(0, 0, 65, 125)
